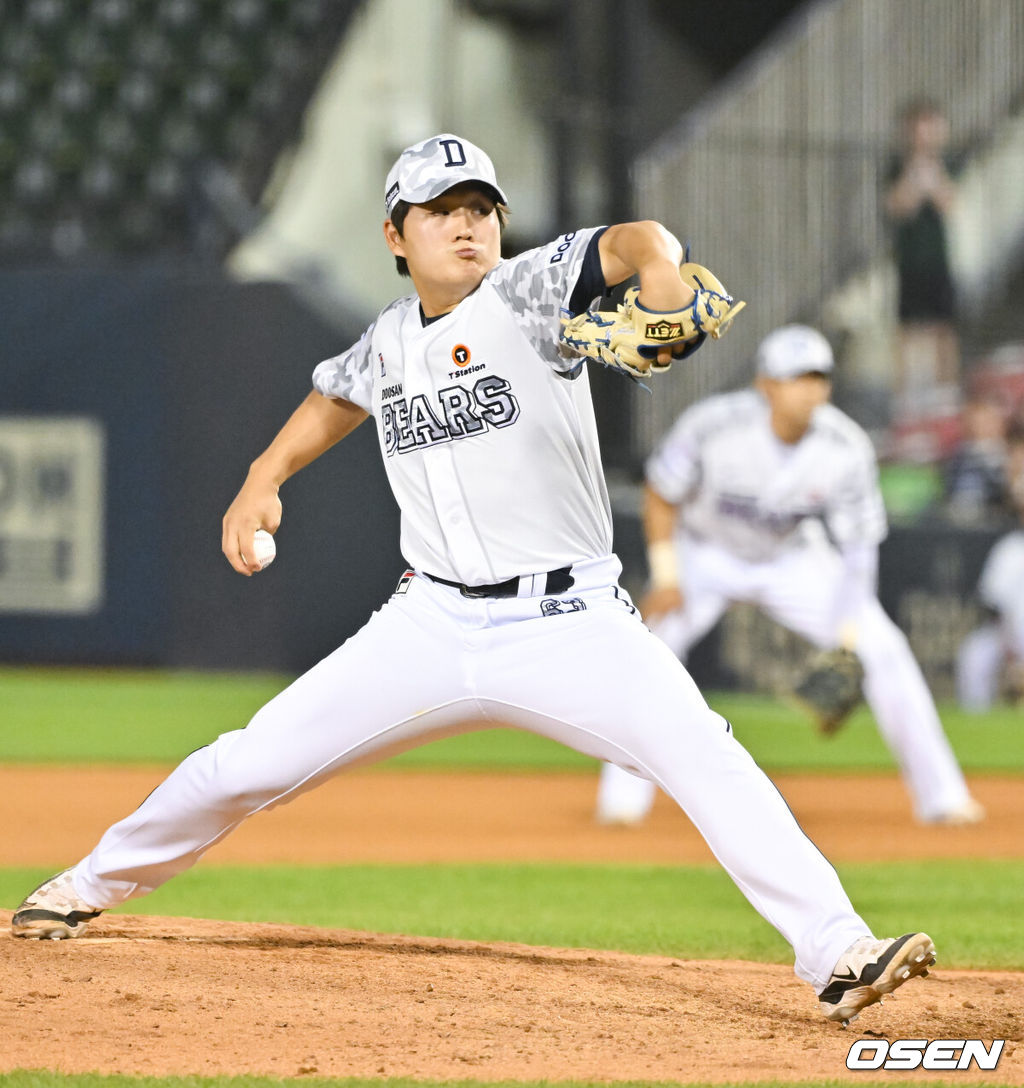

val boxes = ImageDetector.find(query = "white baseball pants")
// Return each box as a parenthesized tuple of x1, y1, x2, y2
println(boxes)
(956, 624, 1005, 711)
(74, 556, 869, 989)
(598, 538, 973, 824)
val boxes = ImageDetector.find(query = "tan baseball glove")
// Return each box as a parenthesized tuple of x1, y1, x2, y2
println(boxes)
(559, 262, 746, 379)
(789, 647, 866, 736)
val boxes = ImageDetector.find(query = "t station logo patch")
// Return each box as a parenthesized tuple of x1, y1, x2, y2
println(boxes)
(448, 344, 485, 379)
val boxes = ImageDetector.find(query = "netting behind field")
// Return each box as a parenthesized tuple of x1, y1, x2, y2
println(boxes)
(631, 0, 1024, 464)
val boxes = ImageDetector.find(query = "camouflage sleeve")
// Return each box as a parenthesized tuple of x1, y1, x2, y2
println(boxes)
(487, 227, 605, 372)
(311, 320, 377, 413)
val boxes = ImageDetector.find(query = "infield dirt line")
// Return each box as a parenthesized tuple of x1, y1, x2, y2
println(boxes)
(1, 766, 1020, 866)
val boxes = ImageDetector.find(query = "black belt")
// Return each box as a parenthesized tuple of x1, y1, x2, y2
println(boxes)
(425, 566, 574, 598)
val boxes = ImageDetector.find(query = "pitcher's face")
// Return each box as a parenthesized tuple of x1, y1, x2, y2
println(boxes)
(384, 183, 502, 315)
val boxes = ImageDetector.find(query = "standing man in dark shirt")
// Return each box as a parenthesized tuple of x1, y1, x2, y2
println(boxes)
(884, 100, 961, 421)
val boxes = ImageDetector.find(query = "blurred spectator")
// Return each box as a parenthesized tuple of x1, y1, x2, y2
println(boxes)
(884, 100, 962, 421)
(941, 392, 1009, 525)
(955, 420, 1024, 711)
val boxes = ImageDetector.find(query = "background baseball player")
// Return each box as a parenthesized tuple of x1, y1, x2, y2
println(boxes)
(956, 419, 1024, 710)
(12, 136, 935, 1026)
(597, 325, 982, 828)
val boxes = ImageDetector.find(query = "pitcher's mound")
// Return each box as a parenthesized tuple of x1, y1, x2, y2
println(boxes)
(3, 912, 1021, 1082)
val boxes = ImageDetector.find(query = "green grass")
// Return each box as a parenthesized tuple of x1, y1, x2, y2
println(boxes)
(0, 668, 293, 764)
(0, 1076, 948, 1088)
(718, 693, 1024, 772)
(2, 667, 1022, 772)
(0, 1077, 694, 1088)
(3, 860, 1021, 969)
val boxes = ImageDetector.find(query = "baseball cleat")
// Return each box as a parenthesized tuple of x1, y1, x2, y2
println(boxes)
(920, 798, 985, 826)
(818, 932, 935, 1025)
(11, 868, 103, 939)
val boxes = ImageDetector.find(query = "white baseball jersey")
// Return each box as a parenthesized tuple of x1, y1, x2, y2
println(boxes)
(646, 389, 887, 561)
(70, 226, 882, 995)
(956, 526, 1024, 710)
(313, 228, 611, 586)
(978, 529, 1024, 652)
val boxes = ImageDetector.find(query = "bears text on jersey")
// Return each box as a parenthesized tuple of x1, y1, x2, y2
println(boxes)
(381, 374, 521, 456)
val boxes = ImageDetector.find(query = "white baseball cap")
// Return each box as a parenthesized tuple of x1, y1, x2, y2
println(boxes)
(755, 324, 834, 380)
(384, 133, 508, 217)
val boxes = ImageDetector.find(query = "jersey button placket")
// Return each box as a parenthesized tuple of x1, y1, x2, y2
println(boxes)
(426, 447, 487, 574)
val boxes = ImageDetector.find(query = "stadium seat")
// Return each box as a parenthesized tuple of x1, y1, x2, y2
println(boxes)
(1, 0, 361, 260)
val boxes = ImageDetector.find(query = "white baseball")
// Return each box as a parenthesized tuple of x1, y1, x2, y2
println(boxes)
(252, 529, 276, 571)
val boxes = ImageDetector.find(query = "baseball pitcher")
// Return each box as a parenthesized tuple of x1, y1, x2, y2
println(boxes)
(13, 137, 935, 1026)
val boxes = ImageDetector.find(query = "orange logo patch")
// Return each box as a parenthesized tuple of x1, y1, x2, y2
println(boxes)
(452, 344, 471, 366)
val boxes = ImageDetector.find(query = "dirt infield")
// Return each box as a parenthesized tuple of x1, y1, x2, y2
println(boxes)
(2, 767, 1023, 1082)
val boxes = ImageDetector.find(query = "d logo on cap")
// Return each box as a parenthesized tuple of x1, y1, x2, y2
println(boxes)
(439, 139, 467, 168)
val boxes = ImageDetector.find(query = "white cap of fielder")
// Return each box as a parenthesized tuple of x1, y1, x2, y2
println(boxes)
(755, 324, 834, 380)
(384, 133, 508, 217)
